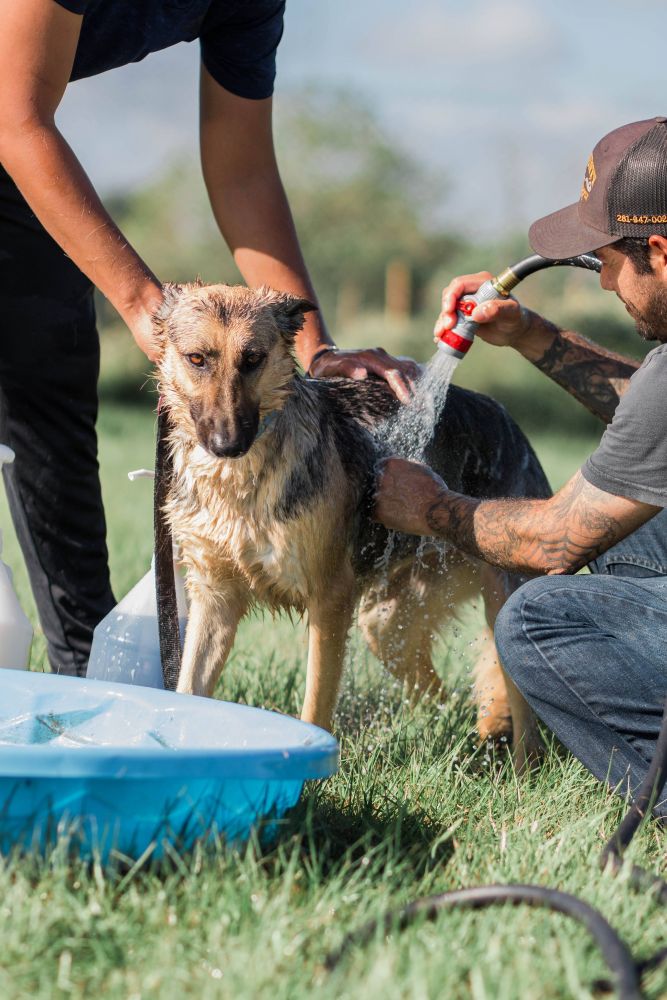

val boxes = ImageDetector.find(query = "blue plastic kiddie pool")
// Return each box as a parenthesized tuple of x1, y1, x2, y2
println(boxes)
(0, 670, 339, 859)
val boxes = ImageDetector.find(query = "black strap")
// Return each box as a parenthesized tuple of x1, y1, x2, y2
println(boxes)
(154, 406, 182, 691)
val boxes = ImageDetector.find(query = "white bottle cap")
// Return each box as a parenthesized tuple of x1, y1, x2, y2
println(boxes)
(128, 468, 155, 481)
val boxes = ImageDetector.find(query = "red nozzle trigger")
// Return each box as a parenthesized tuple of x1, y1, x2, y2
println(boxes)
(457, 297, 477, 317)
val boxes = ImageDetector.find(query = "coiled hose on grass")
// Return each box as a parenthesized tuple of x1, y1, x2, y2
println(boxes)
(324, 698, 667, 1000)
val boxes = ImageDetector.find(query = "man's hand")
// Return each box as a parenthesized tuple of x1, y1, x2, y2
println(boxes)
(434, 269, 641, 422)
(309, 347, 420, 405)
(128, 285, 166, 361)
(374, 457, 449, 535)
(434, 271, 533, 349)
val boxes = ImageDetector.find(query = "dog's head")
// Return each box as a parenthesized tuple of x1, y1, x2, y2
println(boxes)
(155, 283, 316, 459)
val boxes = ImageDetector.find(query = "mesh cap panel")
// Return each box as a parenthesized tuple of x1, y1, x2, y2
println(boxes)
(609, 122, 667, 236)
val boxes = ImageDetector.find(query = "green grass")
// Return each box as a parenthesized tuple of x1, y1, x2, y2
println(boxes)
(0, 403, 664, 999)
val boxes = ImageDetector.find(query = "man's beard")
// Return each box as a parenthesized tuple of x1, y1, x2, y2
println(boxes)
(631, 285, 667, 342)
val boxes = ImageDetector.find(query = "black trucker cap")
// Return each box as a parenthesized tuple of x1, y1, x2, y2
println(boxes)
(529, 116, 667, 258)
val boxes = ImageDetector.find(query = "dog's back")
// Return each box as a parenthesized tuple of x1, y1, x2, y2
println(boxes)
(316, 375, 550, 755)
(309, 376, 551, 575)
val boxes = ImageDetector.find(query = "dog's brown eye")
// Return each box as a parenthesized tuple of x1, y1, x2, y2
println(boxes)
(242, 351, 266, 371)
(187, 353, 206, 368)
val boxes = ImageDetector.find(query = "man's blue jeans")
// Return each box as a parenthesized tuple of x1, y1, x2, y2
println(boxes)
(495, 508, 667, 816)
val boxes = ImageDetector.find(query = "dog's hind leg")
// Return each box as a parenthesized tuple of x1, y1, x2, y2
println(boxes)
(476, 566, 542, 768)
(360, 555, 541, 764)
(472, 565, 513, 741)
(302, 566, 357, 732)
(176, 579, 249, 698)
(358, 555, 449, 698)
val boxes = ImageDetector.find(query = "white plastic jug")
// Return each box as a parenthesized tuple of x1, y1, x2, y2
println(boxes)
(0, 445, 32, 670)
(86, 469, 188, 689)
(86, 556, 188, 689)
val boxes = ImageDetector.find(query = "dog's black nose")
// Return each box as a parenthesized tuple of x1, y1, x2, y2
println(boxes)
(207, 432, 249, 459)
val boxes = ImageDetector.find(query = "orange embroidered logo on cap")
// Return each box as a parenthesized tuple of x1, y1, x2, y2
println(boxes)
(580, 154, 597, 201)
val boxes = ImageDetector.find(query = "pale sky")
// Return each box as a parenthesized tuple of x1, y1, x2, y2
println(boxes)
(57, 0, 666, 237)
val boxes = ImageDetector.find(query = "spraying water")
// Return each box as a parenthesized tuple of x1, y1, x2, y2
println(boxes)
(378, 250, 603, 461)
(373, 349, 460, 590)
(378, 351, 460, 461)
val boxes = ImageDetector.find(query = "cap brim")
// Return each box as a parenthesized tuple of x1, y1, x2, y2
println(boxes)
(529, 202, 621, 259)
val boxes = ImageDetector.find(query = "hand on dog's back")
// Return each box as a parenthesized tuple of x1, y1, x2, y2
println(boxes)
(309, 347, 420, 404)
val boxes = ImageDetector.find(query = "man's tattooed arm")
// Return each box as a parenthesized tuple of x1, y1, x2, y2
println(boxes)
(373, 459, 659, 577)
(424, 472, 657, 575)
(519, 313, 639, 424)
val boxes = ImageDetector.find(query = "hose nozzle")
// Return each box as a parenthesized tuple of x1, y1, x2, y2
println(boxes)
(436, 253, 601, 360)
(437, 278, 506, 359)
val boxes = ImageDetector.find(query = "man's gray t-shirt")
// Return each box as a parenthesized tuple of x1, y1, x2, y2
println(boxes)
(582, 343, 667, 506)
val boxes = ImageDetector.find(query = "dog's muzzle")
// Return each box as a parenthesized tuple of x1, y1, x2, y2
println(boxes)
(202, 409, 278, 459)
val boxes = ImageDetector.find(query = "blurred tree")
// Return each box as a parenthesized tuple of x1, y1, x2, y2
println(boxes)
(97, 89, 648, 443)
(100, 89, 463, 330)
(274, 89, 462, 321)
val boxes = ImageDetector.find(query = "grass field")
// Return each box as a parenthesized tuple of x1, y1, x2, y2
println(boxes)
(0, 401, 665, 999)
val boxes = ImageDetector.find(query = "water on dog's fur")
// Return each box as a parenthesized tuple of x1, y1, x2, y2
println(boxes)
(373, 349, 460, 577)
(337, 349, 465, 729)
(379, 350, 459, 461)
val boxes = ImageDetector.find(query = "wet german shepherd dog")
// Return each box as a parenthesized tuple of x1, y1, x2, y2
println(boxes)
(156, 282, 550, 763)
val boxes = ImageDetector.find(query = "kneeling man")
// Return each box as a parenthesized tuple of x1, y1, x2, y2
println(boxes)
(375, 117, 667, 815)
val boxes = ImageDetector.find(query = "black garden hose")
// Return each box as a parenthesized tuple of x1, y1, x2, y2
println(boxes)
(325, 886, 643, 1000)
(505, 251, 603, 282)
(324, 700, 667, 1000)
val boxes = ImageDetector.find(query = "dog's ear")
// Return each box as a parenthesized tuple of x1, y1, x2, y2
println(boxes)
(259, 288, 318, 341)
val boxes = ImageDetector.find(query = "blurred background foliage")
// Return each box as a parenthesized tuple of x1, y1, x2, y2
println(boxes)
(98, 90, 650, 443)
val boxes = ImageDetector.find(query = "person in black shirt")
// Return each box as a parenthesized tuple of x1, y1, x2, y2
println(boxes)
(0, 0, 417, 676)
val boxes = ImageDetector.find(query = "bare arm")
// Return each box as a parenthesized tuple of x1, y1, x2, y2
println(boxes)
(199, 67, 420, 402)
(0, 0, 162, 356)
(375, 459, 660, 576)
(436, 272, 639, 423)
(199, 67, 331, 366)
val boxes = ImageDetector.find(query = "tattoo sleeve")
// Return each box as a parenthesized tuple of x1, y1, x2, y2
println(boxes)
(425, 472, 657, 576)
(528, 316, 639, 424)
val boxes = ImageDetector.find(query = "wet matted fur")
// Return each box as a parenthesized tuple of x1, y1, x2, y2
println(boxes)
(156, 282, 551, 761)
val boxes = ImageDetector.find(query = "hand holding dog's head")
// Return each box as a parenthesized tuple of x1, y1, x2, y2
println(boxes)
(155, 282, 316, 460)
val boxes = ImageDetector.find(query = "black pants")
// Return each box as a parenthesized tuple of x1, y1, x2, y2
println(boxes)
(0, 167, 115, 676)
